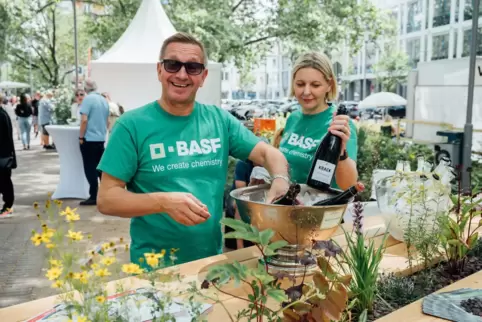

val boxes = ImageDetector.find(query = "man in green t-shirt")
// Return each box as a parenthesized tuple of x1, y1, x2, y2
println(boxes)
(96, 32, 290, 267)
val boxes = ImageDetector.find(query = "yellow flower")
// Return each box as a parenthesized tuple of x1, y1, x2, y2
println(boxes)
(46, 267, 63, 280)
(119, 237, 124, 243)
(109, 241, 115, 248)
(102, 242, 110, 250)
(95, 295, 106, 304)
(73, 271, 89, 284)
(65, 213, 80, 222)
(33, 202, 39, 209)
(101, 257, 116, 266)
(54, 199, 62, 206)
(46, 243, 56, 249)
(77, 316, 90, 322)
(121, 263, 144, 275)
(144, 252, 165, 268)
(45, 200, 51, 209)
(60, 206, 78, 217)
(66, 230, 83, 241)
(40, 233, 51, 244)
(31, 233, 43, 246)
(95, 268, 111, 278)
(49, 259, 62, 268)
(91, 263, 99, 270)
(51, 280, 64, 289)
(67, 272, 75, 279)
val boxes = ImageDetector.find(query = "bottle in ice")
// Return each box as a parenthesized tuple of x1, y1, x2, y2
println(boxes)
(312, 182, 365, 206)
(272, 183, 301, 205)
(306, 105, 348, 191)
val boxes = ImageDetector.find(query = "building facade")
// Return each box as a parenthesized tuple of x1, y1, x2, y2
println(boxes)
(341, 0, 482, 101)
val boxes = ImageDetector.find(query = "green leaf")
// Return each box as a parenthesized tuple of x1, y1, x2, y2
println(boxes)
(447, 239, 463, 247)
(259, 229, 275, 246)
(266, 289, 288, 303)
(221, 217, 250, 232)
(264, 240, 289, 256)
(468, 232, 479, 248)
(358, 309, 368, 322)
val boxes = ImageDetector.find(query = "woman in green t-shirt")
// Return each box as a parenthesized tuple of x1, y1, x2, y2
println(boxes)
(278, 52, 358, 190)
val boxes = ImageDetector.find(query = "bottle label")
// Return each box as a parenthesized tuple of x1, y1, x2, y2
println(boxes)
(311, 160, 336, 184)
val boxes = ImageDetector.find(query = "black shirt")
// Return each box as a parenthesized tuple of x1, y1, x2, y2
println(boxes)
(15, 103, 33, 118)
(0, 106, 16, 168)
(31, 99, 39, 116)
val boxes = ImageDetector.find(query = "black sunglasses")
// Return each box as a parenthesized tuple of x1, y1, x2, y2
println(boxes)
(160, 59, 205, 75)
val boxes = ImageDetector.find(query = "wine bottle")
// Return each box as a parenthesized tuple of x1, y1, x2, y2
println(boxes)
(306, 105, 348, 191)
(312, 182, 365, 206)
(272, 183, 301, 205)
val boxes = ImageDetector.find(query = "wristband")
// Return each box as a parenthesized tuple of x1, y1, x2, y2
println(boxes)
(271, 174, 290, 184)
(339, 149, 348, 161)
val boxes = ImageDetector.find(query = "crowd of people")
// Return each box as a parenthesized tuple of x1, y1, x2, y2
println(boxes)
(0, 31, 359, 268)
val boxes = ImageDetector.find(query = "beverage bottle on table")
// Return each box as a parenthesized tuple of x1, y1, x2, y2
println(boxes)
(312, 182, 365, 206)
(272, 183, 301, 205)
(306, 105, 348, 191)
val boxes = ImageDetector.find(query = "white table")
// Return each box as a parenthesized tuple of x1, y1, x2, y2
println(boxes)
(45, 125, 89, 200)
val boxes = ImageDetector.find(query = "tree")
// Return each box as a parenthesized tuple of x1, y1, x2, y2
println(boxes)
(373, 44, 411, 92)
(6, 0, 90, 88)
(0, 1, 10, 65)
(87, 0, 394, 68)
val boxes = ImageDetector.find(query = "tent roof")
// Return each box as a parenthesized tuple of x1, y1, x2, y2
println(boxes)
(93, 0, 176, 64)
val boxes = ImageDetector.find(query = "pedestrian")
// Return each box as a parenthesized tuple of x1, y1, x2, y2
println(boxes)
(31, 91, 41, 137)
(78, 80, 109, 206)
(38, 91, 55, 149)
(15, 93, 33, 150)
(0, 93, 16, 218)
(96, 32, 290, 267)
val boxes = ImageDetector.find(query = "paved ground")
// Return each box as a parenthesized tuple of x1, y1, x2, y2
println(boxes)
(0, 128, 130, 308)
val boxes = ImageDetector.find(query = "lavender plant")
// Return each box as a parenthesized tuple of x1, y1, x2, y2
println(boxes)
(336, 202, 388, 314)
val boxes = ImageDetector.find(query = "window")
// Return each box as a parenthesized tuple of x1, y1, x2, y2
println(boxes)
(453, 32, 458, 58)
(462, 28, 482, 57)
(454, 0, 460, 22)
(464, 0, 482, 20)
(407, 0, 423, 33)
(432, 33, 450, 60)
(433, 0, 451, 27)
(407, 38, 421, 67)
(400, 6, 405, 33)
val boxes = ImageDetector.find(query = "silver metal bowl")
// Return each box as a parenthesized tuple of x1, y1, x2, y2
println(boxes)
(230, 184, 350, 247)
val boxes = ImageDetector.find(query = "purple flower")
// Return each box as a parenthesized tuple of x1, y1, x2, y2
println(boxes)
(285, 284, 303, 302)
(352, 201, 364, 234)
(312, 240, 342, 257)
(300, 255, 316, 266)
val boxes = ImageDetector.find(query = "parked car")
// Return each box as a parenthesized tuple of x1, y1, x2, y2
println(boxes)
(359, 107, 376, 119)
(339, 101, 360, 119)
(374, 105, 406, 119)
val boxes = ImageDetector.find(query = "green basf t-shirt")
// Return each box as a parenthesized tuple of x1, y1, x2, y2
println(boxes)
(278, 104, 358, 188)
(97, 101, 260, 266)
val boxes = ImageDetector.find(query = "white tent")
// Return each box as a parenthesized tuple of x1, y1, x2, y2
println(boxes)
(0, 81, 30, 89)
(90, 0, 221, 111)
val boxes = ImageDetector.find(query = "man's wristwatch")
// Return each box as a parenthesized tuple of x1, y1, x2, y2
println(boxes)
(339, 149, 348, 161)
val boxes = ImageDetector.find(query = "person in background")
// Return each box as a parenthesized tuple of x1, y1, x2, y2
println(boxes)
(71, 89, 85, 121)
(278, 52, 358, 190)
(380, 114, 399, 138)
(31, 91, 41, 137)
(79, 80, 109, 206)
(0, 93, 16, 218)
(38, 91, 55, 150)
(15, 93, 33, 150)
(101, 92, 121, 133)
(96, 32, 289, 267)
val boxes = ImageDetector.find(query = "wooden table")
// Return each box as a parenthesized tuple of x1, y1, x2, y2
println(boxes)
(0, 215, 477, 322)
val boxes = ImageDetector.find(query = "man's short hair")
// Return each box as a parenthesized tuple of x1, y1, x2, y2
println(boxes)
(85, 79, 98, 92)
(159, 32, 208, 65)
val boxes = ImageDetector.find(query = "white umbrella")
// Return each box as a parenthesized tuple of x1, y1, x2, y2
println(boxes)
(358, 92, 407, 108)
(0, 81, 30, 89)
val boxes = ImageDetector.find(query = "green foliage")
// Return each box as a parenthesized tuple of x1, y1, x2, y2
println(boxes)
(336, 214, 388, 313)
(87, 0, 393, 68)
(0, 1, 10, 64)
(373, 42, 412, 92)
(356, 126, 435, 201)
(440, 187, 482, 274)
(52, 85, 74, 125)
(5, 0, 90, 87)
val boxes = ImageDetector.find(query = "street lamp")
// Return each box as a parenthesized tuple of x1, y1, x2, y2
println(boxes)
(462, 0, 479, 192)
(72, 0, 79, 90)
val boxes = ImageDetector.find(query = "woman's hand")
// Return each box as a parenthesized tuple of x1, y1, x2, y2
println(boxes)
(328, 112, 351, 155)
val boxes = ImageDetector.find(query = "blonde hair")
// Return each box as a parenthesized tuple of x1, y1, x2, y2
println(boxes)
(290, 52, 337, 101)
(159, 32, 208, 65)
(272, 128, 285, 149)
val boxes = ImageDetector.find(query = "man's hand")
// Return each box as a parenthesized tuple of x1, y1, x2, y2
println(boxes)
(157, 192, 210, 226)
(266, 177, 290, 204)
